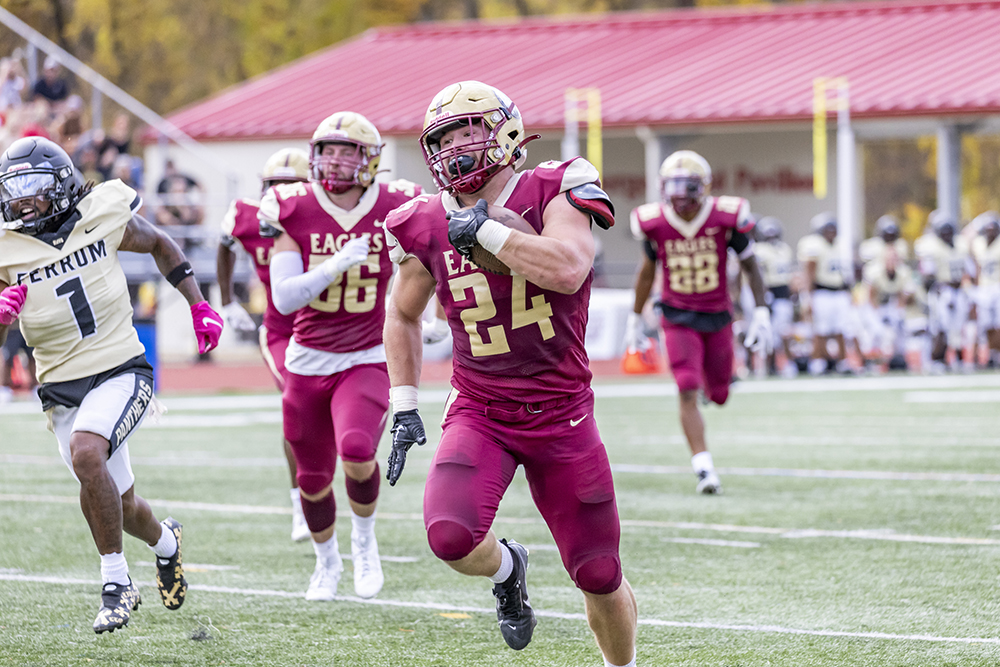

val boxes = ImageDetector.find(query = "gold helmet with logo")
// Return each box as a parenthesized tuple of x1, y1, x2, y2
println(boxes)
(261, 148, 309, 191)
(310, 111, 383, 194)
(659, 150, 712, 216)
(420, 81, 536, 195)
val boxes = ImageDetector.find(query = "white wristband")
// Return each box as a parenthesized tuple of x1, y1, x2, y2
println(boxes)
(475, 218, 512, 255)
(390, 385, 419, 412)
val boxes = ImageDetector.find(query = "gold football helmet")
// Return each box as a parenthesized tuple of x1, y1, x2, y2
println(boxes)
(261, 148, 309, 192)
(659, 150, 712, 215)
(420, 81, 537, 195)
(310, 111, 383, 194)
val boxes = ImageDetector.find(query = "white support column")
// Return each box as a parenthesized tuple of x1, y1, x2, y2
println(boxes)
(936, 124, 961, 222)
(635, 126, 660, 204)
(836, 91, 857, 282)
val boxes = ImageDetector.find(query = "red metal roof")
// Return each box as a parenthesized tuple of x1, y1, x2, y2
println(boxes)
(161, 0, 1000, 141)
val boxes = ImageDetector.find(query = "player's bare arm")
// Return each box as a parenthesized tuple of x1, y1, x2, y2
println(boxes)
(740, 253, 768, 307)
(384, 257, 437, 389)
(216, 243, 237, 306)
(120, 214, 206, 306)
(492, 194, 595, 294)
(632, 253, 656, 314)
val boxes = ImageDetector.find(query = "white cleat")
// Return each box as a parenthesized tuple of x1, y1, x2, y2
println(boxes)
(351, 531, 384, 599)
(696, 470, 723, 495)
(305, 554, 342, 601)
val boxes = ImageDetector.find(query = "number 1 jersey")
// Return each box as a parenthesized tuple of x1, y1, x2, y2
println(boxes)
(0, 180, 144, 383)
(386, 158, 603, 405)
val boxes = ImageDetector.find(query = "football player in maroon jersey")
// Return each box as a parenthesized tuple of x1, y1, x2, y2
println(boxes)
(383, 81, 637, 665)
(216, 148, 311, 542)
(258, 112, 422, 601)
(627, 150, 771, 495)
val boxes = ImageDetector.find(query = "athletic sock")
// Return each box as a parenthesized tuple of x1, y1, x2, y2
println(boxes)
(691, 451, 714, 474)
(290, 487, 302, 510)
(351, 509, 376, 538)
(313, 531, 340, 562)
(150, 521, 178, 559)
(100, 551, 131, 586)
(488, 540, 514, 584)
(604, 652, 637, 667)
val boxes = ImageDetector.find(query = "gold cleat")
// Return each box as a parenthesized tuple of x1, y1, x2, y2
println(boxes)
(93, 579, 141, 634)
(155, 517, 187, 610)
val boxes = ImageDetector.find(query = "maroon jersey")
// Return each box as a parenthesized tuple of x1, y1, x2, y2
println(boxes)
(387, 158, 604, 404)
(220, 198, 294, 338)
(261, 179, 422, 353)
(631, 196, 752, 315)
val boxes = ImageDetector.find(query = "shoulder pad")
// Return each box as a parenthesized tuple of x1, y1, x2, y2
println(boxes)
(566, 182, 614, 230)
(386, 179, 422, 199)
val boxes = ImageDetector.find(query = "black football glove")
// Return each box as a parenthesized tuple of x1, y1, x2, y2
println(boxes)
(446, 198, 490, 260)
(387, 409, 427, 486)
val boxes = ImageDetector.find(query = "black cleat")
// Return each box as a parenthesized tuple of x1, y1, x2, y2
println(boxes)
(156, 517, 187, 610)
(93, 578, 141, 634)
(492, 539, 537, 651)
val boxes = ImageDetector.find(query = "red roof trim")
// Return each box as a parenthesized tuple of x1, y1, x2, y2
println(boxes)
(154, 0, 1000, 142)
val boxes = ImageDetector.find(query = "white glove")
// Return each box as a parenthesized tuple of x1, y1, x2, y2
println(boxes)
(320, 237, 371, 281)
(743, 306, 773, 355)
(422, 317, 450, 344)
(222, 302, 258, 333)
(624, 312, 648, 351)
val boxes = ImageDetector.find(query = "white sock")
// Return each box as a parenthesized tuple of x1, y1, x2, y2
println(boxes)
(100, 551, 130, 586)
(604, 651, 637, 667)
(313, 531, 340, 562)
(290, 487, 302, 507)
(488, 540, 514, 584)
(691, 451, 714, 474)
(351, 509, 376, 537)
(150, 522, 178, 559)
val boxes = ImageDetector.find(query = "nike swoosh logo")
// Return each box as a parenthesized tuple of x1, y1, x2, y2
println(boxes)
(202, 317, 223, 329)
(521, 206, 534, 216)
(570, 415, 588, 427)
(84, 226, 98, 234)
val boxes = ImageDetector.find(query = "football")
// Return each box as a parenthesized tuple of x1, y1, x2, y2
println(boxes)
(469, 204, 538, 275)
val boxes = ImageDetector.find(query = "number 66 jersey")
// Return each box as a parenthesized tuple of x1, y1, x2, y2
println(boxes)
(386, 158, 607, 405)
(0, 180, 144, 384)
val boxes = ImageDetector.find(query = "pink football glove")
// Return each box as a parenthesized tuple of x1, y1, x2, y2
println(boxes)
(0, 284, 27, 326)
(190, 301, 224, 354)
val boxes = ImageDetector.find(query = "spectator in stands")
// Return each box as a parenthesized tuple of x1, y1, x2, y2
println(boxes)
(0, 57, 26, 112)
(31, 56, 70, 109)
(74, 142, 104, 185)
(156, 175, 204, 251)
(156, 160, 198, 195)
(53, 94, 85, 155)
(100, 112, 132, 155)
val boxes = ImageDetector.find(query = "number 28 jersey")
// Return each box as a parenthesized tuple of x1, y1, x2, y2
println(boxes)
(631, 196, 753, 315)
(386, 158, 603, 405)
(0, 180, 145, 383)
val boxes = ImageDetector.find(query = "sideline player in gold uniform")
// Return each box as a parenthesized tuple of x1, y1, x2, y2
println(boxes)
(0, 137, 224, 633)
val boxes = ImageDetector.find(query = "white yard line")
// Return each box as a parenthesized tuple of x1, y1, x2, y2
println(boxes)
(904, 390, 1000, 403)
(2, 493, 997, 546)
(6, 455, 997, 483)
(6, 373, 1000, 418)
(611, 464, 1000, 482)
(0, 572, 997, 645)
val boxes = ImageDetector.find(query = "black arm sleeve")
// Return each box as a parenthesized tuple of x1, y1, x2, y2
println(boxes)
(642, 239, 657, 262)
(728, 229, 751, 255)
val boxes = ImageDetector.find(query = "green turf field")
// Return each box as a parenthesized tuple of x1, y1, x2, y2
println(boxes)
(2, 375, 1000, 666)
